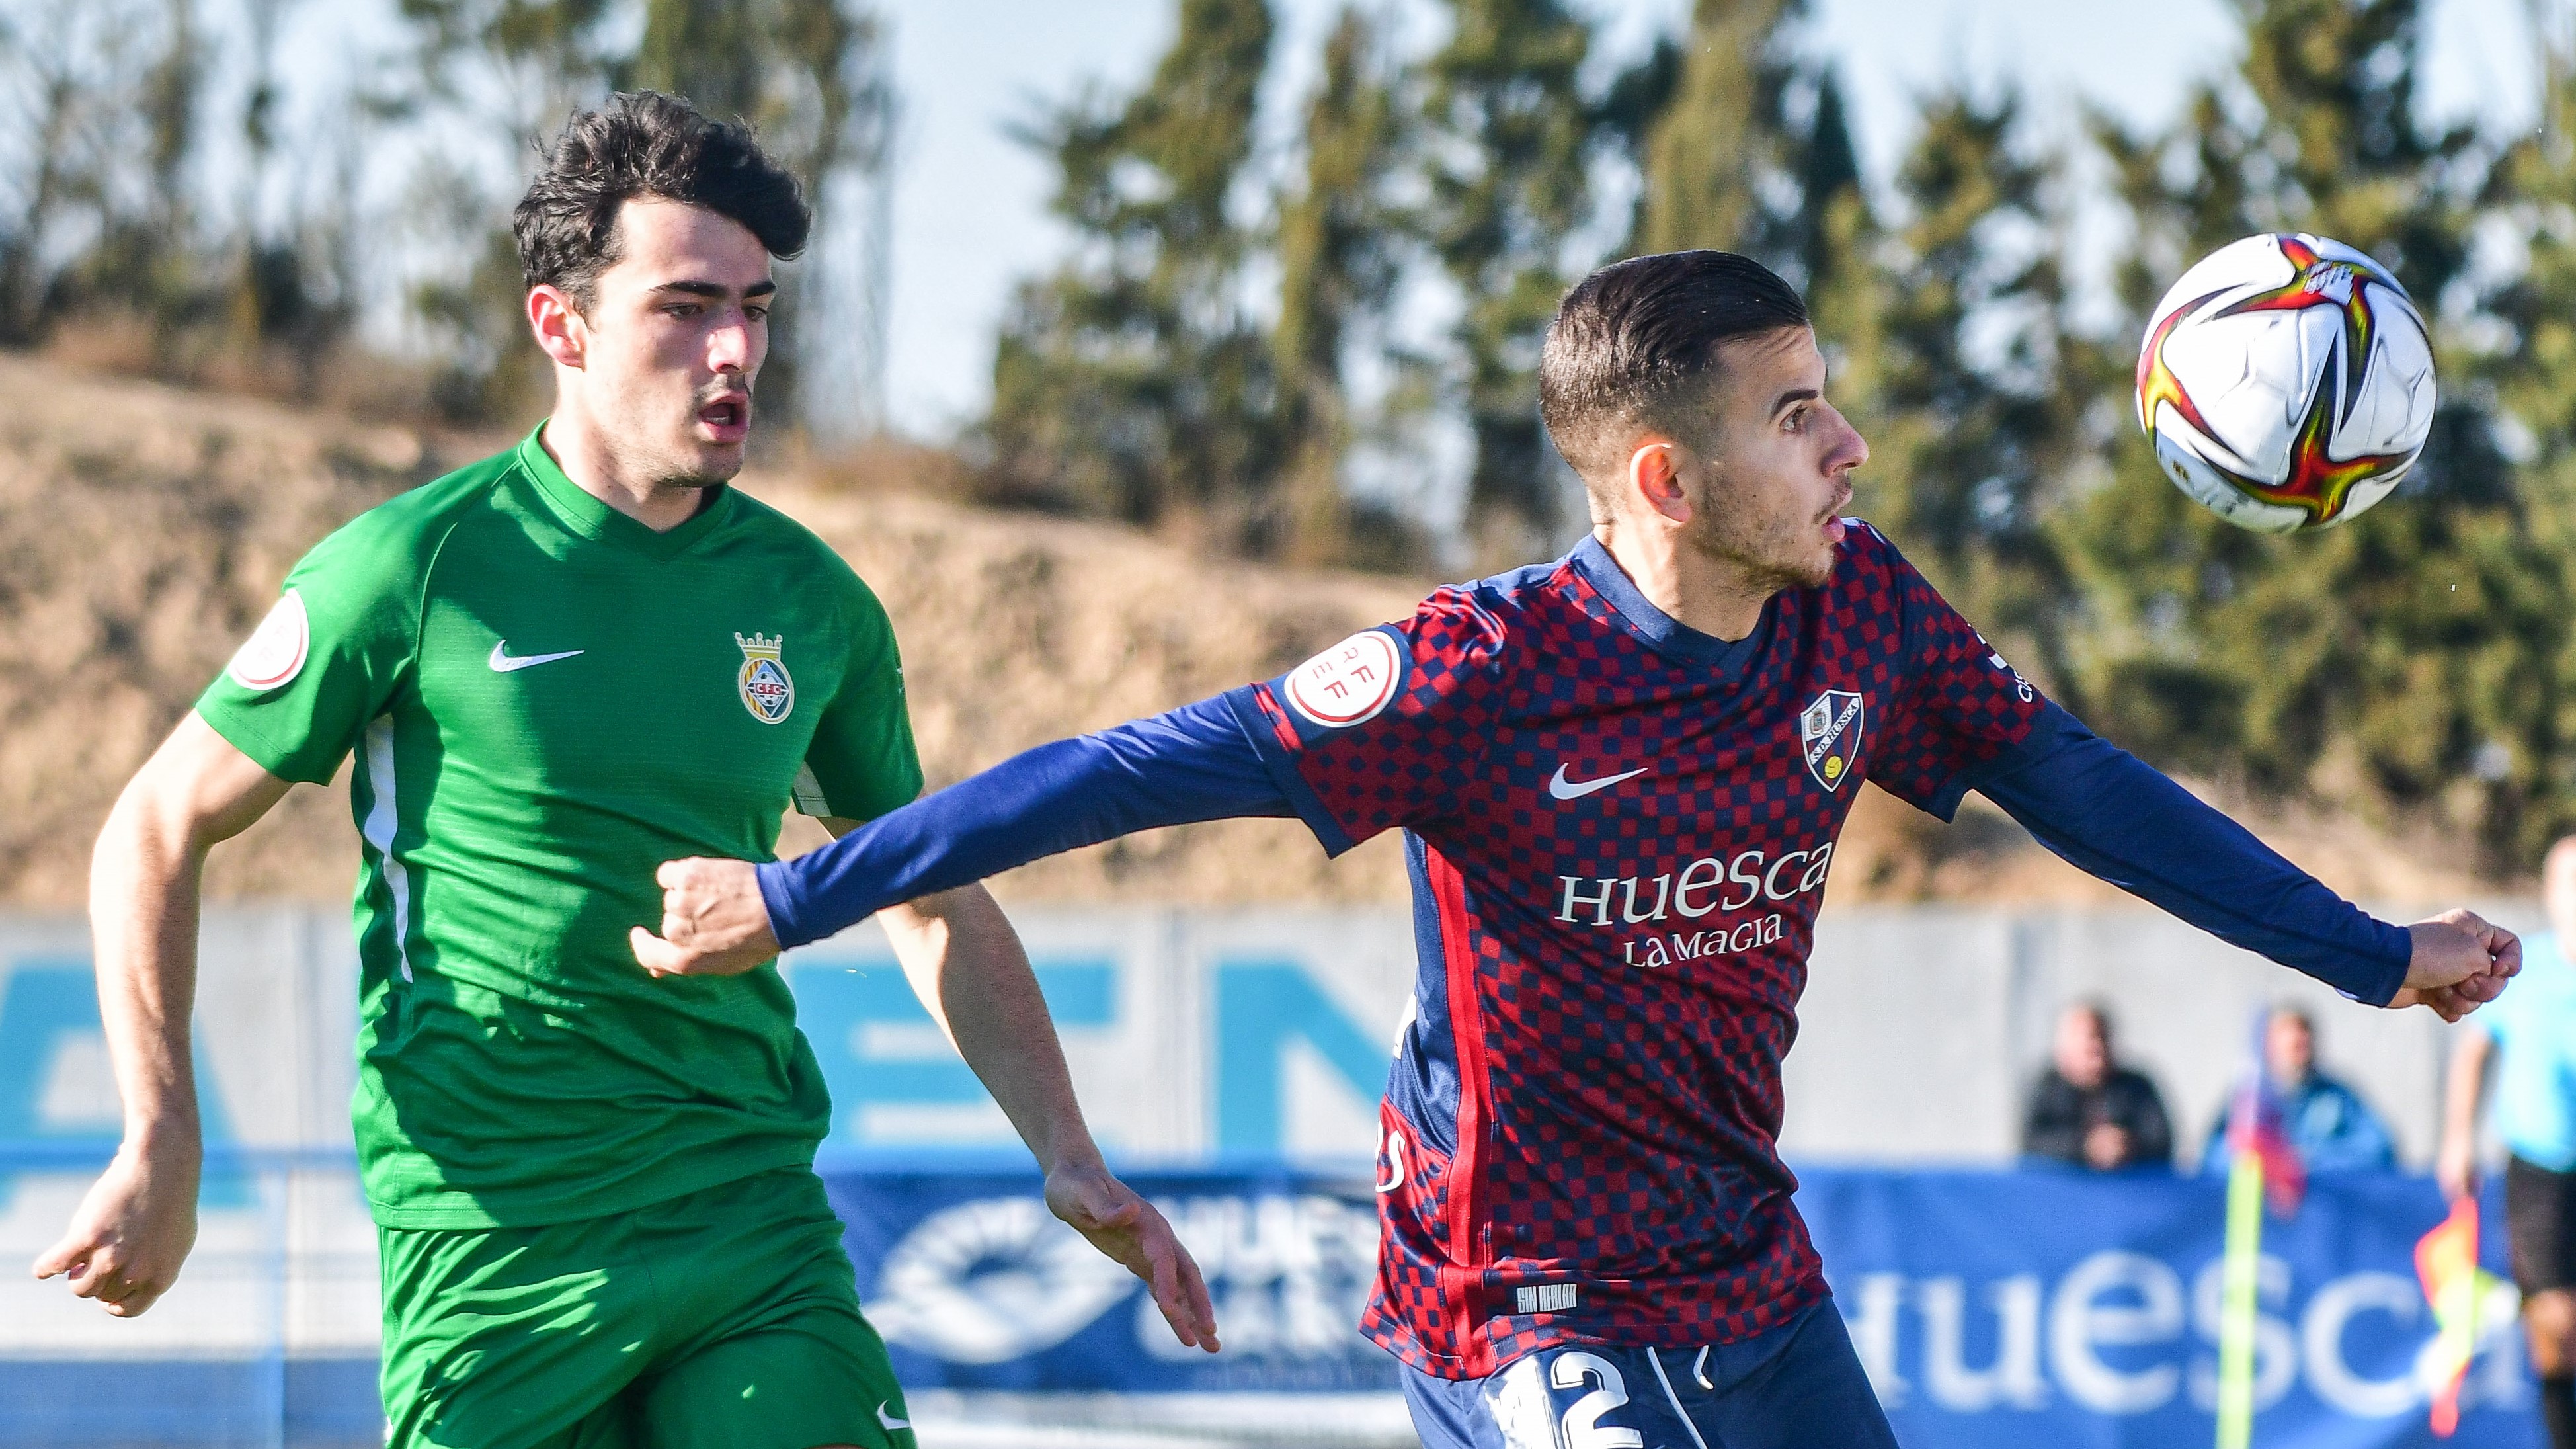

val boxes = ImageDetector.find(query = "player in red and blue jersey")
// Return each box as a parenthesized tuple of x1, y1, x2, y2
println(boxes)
(633, 251, 2520, 1446)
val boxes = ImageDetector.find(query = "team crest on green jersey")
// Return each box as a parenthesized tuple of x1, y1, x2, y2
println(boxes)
(735, 632, 795, 724)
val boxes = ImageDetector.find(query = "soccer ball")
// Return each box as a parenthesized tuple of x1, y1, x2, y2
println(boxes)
(2134, 232, 2436, 533)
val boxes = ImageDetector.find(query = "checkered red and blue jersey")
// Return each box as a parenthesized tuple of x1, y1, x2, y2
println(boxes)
(1219, 523, 2045, 1376)
(757, 520, 2416, 1379)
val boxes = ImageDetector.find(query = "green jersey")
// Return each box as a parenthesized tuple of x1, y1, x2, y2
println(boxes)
(196, 425, 922, 1228)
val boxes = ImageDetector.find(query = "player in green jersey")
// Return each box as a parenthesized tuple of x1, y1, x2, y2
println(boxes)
(32, 92, 1217, 1448)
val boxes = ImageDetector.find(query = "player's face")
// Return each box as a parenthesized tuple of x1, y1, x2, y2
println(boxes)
(574, 198, 772, 487)
(2263, 1012, 2314, 1083)
(2052, 1008, 2109, 1089)
(1681, 327, 1867, 591)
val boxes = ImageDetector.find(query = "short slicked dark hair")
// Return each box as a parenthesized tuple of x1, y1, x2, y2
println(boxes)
(1539, 250, 1811, 489)
(514, 91, 810, 312)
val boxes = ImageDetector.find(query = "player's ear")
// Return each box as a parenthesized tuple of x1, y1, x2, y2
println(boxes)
(1628, 441, 1691, 524)
(527, 284, 587, 370)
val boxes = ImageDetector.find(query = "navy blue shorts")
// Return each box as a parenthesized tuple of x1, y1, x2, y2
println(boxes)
(1402, 1299, 1898, 1449)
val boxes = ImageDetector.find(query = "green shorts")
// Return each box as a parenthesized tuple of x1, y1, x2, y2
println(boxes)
(378, 1166, 914, 1449)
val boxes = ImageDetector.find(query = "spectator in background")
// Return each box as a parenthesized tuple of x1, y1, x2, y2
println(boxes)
(2201, 1005, 2396, 1173)
(2024, 1001, 2174, 1169)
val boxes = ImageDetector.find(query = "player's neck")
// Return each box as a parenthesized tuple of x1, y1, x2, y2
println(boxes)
(1593, 525, 1771, 642)
(538, 407, 713, 534)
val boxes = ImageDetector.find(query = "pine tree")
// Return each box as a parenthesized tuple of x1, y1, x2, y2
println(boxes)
(2465, 13, 2576, 860)
(1632, 0, 1801, 258)
(981, 0, 1276, 540)
(2056, 0, 2539, 862)
(1420, 0, 1592, 561)
(1786, 67, 1863, 292)
(1273, 8, 1409, 565)
(1827, 84, 2082, 695)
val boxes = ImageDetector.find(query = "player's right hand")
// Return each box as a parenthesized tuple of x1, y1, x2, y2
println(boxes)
(31, 1140, 200, 1318)
(2390, 909, 2520, 1022)
(631, 857, 780, 977)
(1044, 1160, 1221, 1354)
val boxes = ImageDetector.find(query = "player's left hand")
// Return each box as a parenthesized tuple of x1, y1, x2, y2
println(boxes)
(2389, 908, 2520, 1022)
(1045, 1159, 1221, 1354)
(631, 857, 779, 977)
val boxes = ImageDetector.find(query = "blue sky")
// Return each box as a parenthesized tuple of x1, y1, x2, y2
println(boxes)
(879, 0, 2542, 435)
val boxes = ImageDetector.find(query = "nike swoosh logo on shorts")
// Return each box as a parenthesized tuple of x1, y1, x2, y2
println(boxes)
(1548, 763, 1652, 800)
(877, 1402, 911, 1431)
(488, 641, 586, 673)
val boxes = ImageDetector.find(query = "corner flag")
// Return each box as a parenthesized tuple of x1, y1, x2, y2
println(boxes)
(2216, 1010, 2304, 1449)
(2415, 1195, 2493, 1437)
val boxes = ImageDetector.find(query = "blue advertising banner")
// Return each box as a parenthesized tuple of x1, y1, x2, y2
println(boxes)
(0, 1155, 2543, 1446)
(831, 1166, 1400, 1396)
(829, 1165, 2540, 1446)
(1800, 1168, 2532, 1448)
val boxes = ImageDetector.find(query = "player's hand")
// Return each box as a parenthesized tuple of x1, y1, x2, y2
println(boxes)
(31, 1139, 200, 1318)
(2082, 1122, 2130, 1171)
(630, 858, 779, 977)
(1045, 1159, 1221, 1354)
(2389, 909, 2520, 1022)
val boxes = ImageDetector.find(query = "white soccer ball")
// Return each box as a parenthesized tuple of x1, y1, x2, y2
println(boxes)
(2134, 232, 2436, 532)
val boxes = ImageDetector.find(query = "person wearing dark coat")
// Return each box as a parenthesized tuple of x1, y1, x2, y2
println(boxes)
(2024, 1001, 2173, 1169)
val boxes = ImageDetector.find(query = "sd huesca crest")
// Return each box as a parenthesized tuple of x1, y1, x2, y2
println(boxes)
(1799, 689, 1864, 792)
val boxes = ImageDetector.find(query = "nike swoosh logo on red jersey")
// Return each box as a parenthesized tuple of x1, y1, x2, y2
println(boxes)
(488, 641, 586, 673)
(1547, 763, 1651, 800)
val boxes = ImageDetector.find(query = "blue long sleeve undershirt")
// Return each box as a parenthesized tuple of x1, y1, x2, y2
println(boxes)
(1968, 706, 2410, 1005)
(758, 698, 2411, 1006)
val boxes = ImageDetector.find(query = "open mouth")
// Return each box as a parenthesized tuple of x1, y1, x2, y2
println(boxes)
(698, 395, 750, 440)
(1820, 494, 1851, 543)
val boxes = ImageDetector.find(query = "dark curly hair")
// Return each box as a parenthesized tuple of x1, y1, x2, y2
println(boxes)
(513, 91, 810, 312)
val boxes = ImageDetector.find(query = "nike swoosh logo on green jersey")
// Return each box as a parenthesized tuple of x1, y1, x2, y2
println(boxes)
(488, 641, 586, 672)
(877, 1402, 910, 1431)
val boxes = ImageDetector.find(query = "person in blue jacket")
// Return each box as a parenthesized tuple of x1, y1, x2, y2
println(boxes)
(2202, 1005, 2395, 1173)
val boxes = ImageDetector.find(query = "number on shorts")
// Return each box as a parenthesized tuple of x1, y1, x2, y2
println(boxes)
(1548, 1352, 1644, 1449)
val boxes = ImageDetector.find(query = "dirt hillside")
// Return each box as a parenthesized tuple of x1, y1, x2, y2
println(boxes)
(0, 354, 2496, 913)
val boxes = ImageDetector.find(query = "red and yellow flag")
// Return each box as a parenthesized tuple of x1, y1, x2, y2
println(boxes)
(2413, 1196, 2493, 1437)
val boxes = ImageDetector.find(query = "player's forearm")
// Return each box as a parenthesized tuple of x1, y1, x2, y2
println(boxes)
(1976, 703, 2411, 1005)
(881, 886, 1103, 1175)
(2439, 1030, 2492, 1159)
(85, 716, 292, 1153)
(88, 783, 210, 1153)
(760, 697, 1289, 948)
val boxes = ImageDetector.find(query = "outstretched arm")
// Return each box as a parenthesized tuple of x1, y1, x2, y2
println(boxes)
(876, 882, 1218, 1352)
(33, 712, 292, 1317)
(633, 695, 1285, 973)
(1974, 703, 2516, 1020)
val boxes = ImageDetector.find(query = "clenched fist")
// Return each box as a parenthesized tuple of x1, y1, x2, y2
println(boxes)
(631, 858, 778, 977)
(2390, 908, 2520, 1022)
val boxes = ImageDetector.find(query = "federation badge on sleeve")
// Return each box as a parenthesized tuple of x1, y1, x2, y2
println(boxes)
(226, 589, 310, 692)
(1798, 688, 1865, 792)
(735, 632, 795, 724)
(1284, 628, 1403, 729)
